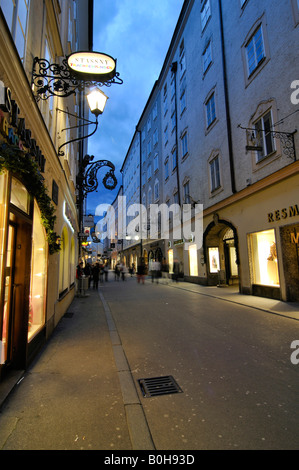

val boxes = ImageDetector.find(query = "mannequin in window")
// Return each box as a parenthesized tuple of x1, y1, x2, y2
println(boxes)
(267, 242, 279, 284)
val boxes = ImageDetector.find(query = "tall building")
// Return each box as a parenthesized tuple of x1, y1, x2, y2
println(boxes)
(117, 0, 299, 302)
(120, 130, 141, 269)
(0, 0, 93, 382)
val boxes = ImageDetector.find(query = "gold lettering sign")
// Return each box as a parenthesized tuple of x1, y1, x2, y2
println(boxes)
(268, 205, 299, 223)
(291, 232, 299, 244)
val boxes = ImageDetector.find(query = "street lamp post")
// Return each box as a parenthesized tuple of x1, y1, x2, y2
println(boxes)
(57, 87, 109, 156)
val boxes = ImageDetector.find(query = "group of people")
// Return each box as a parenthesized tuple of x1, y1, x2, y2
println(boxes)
(114, 262, 135, 281)
(76, 261, 109, 290)
(148, 257, 180, 284)
(76, 257, 182, 292)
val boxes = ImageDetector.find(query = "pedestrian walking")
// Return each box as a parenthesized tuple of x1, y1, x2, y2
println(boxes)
(137, 258, 146, 284)
(172, 258, 180, 282)
(121, 263, 127, 281)
(99, 262, 104, 284)
(76, 261, 84, 294)
(161, 257, 169, 284)
(114, 263, 120, 281)
(92, 262, 100, 289)
(84, 262, 92, 288)
(149, 259, 156, 283)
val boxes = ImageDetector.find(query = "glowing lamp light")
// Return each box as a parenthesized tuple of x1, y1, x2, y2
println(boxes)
(87, 88, 109, 117)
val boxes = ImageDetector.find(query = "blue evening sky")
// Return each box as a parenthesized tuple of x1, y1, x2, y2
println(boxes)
(86, 0, 184, 215)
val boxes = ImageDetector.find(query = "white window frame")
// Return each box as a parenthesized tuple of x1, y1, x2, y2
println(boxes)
(181, 131, 188, 158)
(164, 158, 169, 180)
(183, 181, 190, 204)
(205, 92, 216, 128)
(253, 110, 276, 162)
(154, 153, 159, 172)
(246, 25, 265, 77)
(203, 41, 212, 74)
(1, 0, 30, 61)
(201, 0, 211, 31)
(209, 155, 221, 192)
(153, 129, 158, 147)
(164, 126, 168, 146)
(152, 101, 158, 120)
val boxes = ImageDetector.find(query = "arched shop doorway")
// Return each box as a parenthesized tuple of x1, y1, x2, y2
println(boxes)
(203, 218, 239, 286)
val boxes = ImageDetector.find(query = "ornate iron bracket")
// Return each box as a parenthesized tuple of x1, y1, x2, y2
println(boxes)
(77, 155, 117, 199)
(32, 57, 123, 101)
(238, 125, 297, 161)
(56, 108, 98, 156)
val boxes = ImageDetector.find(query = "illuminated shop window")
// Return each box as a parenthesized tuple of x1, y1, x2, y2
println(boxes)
(249, 229, 280, 286)
(10, 177, 30, 214)
(28, 200, 47, 341)
(189, 244, 198, 276)
(0, 172, 8, 307)
(59, 227, 69, 294)
(168, 249, 173, 274)
(208, 247, 220, 273)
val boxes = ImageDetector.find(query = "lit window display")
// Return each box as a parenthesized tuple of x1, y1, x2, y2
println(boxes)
(28, 200, 48, 341)
(189, 244, 198, 276)
(10, 177, 30, 214)
(168, 249, 173, 273)
(0, 172, 8, 304)
(208, 247, 220, 273)
(0, 172, 8, 363)
(249, 229, 280, 286)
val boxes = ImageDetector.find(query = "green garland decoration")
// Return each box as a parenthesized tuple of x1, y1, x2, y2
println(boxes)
(0, 143, 61, 254)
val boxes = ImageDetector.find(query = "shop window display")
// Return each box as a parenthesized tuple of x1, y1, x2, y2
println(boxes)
(28, 200, 47, 341)
(0, 173, 8, 363)
(208, 247, 220, 273)
(10, 177, 30, 214)
(189, 244, 198, 276)
(249, 229, 280, 286)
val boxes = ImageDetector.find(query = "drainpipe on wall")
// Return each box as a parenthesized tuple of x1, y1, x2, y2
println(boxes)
(218, 0, 236, 194)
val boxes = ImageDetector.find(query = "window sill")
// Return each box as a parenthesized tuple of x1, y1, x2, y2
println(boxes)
(205, 117, 218, 135)
(245, 56, 270, 88)
(181, 152, 189, 163)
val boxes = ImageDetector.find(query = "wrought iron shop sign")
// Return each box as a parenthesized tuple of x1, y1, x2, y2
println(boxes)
(67, 52, 116, 81)
(32, 51, 123, 101)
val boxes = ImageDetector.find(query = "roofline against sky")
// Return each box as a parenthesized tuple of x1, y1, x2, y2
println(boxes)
(119, 0, 191, 173)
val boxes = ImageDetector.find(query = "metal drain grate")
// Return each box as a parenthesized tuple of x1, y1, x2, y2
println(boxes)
(138, 375, 183, 398)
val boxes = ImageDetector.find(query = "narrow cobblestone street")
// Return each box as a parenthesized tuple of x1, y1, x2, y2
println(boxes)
(0, 274, 298, 451)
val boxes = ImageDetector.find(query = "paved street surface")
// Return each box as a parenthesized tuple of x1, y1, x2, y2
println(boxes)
(0, 273, 298, 451)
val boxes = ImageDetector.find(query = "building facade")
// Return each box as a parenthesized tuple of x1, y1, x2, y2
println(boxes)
(120, 131, 141, 270)
(0, 0, 93, 382)
(116, 0, 299, 302)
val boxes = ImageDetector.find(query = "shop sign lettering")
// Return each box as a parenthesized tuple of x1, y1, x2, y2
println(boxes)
(0, 81, 45, 172)
(268, 205, 299, 223)
(290, 231, 299, 245)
